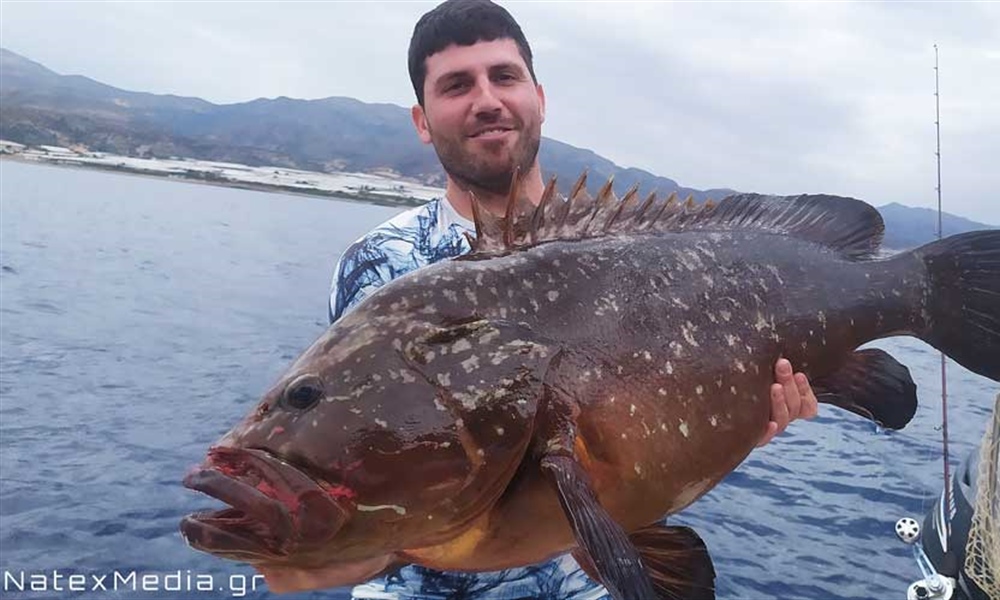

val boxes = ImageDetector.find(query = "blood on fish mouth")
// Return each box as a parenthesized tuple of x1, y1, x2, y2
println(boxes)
(180, 447, 349, 560)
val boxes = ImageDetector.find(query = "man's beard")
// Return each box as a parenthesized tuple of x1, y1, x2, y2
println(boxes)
(431, 123, 541, 196)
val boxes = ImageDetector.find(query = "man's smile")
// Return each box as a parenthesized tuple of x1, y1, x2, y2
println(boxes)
(468, 126, 514, 139)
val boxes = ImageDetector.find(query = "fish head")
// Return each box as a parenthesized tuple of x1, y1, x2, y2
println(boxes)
(181, 308, 552, 581)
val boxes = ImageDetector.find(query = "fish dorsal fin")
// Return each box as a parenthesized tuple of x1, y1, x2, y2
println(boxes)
(701, 193, 885, 259)
(465, 173, 884, 260)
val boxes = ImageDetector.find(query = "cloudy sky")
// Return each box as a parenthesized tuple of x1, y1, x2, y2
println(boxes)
(3, 1, 998, 223)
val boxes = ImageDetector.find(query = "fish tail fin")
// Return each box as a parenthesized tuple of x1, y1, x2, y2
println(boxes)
(629, 524, 716, 599)
(919, 230, 1000, 380)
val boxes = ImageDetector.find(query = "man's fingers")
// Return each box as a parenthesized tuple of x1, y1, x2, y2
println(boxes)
(760, 382, 790, 447)
(775, 358, 801, 422)
(795, 372, 819, 419)
(757, 420, 779, 448)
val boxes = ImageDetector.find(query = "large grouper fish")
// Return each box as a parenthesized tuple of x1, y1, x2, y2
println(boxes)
(181, 174, 1000, 599)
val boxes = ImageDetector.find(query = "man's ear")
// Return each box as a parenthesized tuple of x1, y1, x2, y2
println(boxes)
(411, 104, 433, 145)
(536, 83, 546, 124)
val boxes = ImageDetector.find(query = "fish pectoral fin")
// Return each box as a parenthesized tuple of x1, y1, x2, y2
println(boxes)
(540, 454, 656, 600)
(812, 348, 917, 430)
(629, 524, 716, 600)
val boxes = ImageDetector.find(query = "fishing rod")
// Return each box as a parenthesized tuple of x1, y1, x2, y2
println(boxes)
(934, 43, 954, 547)
(896, 43, 957, 600)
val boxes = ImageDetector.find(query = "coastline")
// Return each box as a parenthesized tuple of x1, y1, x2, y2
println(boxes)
(0, 144, 443, 209)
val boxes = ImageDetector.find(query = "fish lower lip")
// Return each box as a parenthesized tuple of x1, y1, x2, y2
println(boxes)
(180, 508, 285, 561)
(181, 447, 349, 556)
(183, 467, 294, 548)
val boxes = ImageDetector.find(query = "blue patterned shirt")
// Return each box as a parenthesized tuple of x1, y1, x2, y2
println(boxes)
(328, 197, 609, 600)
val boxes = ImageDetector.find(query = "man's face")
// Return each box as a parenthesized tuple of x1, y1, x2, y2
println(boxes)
(412, 38, 545, 195)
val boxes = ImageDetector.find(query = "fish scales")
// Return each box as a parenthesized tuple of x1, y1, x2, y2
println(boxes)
(181, 174, 1000, 599)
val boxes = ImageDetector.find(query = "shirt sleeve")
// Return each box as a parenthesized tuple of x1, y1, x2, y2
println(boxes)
(328, 236, 392, 324)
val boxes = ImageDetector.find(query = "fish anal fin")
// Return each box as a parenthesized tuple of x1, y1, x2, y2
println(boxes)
(630, 523, 716, 600)
(812, 348, 918, 430)
(540, 454, 657, 600)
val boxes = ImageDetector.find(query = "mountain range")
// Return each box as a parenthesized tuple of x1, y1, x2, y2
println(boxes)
(1, 47, 993, 248)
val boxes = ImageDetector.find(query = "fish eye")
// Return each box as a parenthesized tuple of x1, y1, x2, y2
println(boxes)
(282, 375, 324, 411)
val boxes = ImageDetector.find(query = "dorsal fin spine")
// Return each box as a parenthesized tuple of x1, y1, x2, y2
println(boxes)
(502, 170, 522, 250)
(531, 176, 558, 245)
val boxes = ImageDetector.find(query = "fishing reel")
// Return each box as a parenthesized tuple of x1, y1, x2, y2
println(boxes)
(895, 517, 955, 600)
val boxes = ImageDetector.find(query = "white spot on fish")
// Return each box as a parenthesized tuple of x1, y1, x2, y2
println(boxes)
(682, 322, 699, 347)
(726, 334, 737, 347)
(461, 355, 480, 373)
(679, 421, 690, 437)
(478, 329, 500, 345)
(375, 419, 387, 428)
(710, 415, 718, 427)
(443, 290, 458, 303)
(357, 504, 407, 516)
(521, 279, 534, 290)
(658, 388, 668, 396)
(665, 361, 674, 375)
(630, 404, 637, 416)
(634, 463, 643, 476)
(695, 385, 704, 395)
(452, 338, 472, 354)
(720, 309, 732, 322)
(464, 288, 478, 305)
(735, 360, 747, 373)
(547, 290, 560, 302)
(495, 426, 505, 436)
(434, 397, 446, 412)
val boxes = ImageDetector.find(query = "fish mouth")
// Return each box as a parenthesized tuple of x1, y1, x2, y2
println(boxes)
(180, 447, 349, 562)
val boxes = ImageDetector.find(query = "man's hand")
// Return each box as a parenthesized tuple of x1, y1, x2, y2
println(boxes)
(758, 358, 819, 447)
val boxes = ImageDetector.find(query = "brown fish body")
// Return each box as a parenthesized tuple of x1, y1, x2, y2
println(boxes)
(383, 231, 927, 571)
(181, 179, 1000, 597)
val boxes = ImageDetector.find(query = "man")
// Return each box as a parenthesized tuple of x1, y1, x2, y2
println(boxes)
(328, 1, 818, 598)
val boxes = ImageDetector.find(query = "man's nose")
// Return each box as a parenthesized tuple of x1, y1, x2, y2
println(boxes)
(470, 79, 503, 115)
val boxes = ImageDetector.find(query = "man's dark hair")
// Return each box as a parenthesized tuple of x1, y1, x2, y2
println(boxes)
(408, 0, 536, 106)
